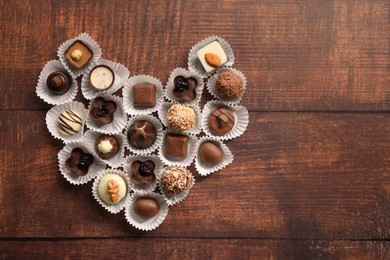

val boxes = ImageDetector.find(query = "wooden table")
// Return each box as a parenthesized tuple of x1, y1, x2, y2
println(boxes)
(1, 0, 389, 259)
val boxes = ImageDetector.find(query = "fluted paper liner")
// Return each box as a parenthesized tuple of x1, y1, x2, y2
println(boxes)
(206, 67, 247, 105)
(58, 141, 106, 185)
(188, 36, 235, 77)
(83, 130, 126, 168)
(124, 115, 164, 155)
(58, 32, 102, 78)
(81, 59, 130, 100)
(165, 67, 204, 105)
(123, 75, 164, 116)
(36, 60, 78, 105)
(46, 101, 88, 144)
(124, 155, 163, 193)
(158, 131, 198, 167)
(125, 191, 169, 231)
(202, 101, 249, 141)
(92, 169, 132, 214)
(86, 93, 127, 134)
(194, 137, 234, 176)
(159, 166, 195, 206)
(158, 102, 202, 136)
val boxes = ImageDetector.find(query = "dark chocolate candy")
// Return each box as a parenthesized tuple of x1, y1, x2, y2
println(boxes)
(199, 141, 223, 166)
(65, 40, 93, 69)
(95, 134, 120, 159)
(47, 71, 71, 95)
(164, 134, 189, 159)
(133, 198, 160, 219)
(172, 76, 197, 102)
(131, 160, 156, 185)
(127, 120, 157, 149)
(208, 107, 235, 136)
(65, 148, 94, 176)
(133, 83, 156, 108)
(89, 97, 117, 124)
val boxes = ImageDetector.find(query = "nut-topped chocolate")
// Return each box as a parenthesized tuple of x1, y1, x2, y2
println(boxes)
(65, 148, 94, 176)
(65, 40, 93, 69)
(133, 83, 156, 108)
(167, 104, 196, 132)
(172, 76, 197, 102)
(208, 107, 235, 136)
(160, 167, 193, 195)
(95, 134, 119, 159)
(196, 40, 228, 73)
(89, 97, 117, 124)
(127, 120, 157, 149)
(89, 65, 115, 92)
(131, 160, 156, 185)
(46, 71, 71, 95)
(97, 173, 127, 204)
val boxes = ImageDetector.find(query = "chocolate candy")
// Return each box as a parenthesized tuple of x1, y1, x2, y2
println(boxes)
(89, 65, 115, 91)
(172, 76, 197, 102)
(98, 173, 127, 204)
(196, 41, 228, 73)
(133, 83, 156, 108)
(131, 160, 156, 185)
(208, 107, 235, 136)
(199, 141, 223, 166)
(133, 198, 159, 219)
(65, 40, 93, 69)
(167, 104, 196, 132)
(65, 148, 94, 176)
(127, 121, 157, 149)
(89, 97, 117, 124)
(46, 71, 71, 95)
(215, 71, 244, 100)
(57, 110, 83, 137)
(160, 167, 192, 195)
(164, 134, 189, 159)
(95, 134, 119, 159)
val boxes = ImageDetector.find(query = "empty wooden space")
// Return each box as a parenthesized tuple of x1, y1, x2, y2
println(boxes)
(0, 0, 389, 259)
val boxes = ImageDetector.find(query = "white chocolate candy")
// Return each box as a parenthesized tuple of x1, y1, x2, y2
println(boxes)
(98, 174, 127, 204)
(196, 41, 228, 73)
(57, 110, 82, 137)
(97, 140, 113, 154)
(90, 65, 114, 91)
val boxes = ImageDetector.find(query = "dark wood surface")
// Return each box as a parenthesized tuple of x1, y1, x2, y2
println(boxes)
(0, 0, 389, 259)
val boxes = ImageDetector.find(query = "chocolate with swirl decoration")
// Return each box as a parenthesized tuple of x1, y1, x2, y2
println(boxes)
(57, 110, 83, 136)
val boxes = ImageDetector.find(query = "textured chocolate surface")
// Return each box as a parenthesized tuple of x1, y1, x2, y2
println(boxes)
(199, 141, 223, 166)
(127, 120, 157, 149)
(208, 107, 235, 136)
(133, 83, 156, 108)
(64, 40, 93, 69)
(131, 160, 156, 185)
(164, 134, 189, 159)
(172, 76, 197, 102)
(215, 71, 244, 100)
(89, 97, 117, 124)
(133, 198, 159, 219)
(46, 71, 71, 95)
(65, 148, 94, 176)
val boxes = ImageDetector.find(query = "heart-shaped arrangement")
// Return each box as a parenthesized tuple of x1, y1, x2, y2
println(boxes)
(36, 33, 249, 231)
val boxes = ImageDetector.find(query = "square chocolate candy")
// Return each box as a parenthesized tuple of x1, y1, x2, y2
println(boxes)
(164, 134, 189, 159)
(133, 83, 156, 108)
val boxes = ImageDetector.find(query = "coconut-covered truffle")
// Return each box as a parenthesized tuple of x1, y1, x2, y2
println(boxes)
(215, 71, 243, 100)
(160, 167, 193, 195)
(166, 104, 196, 131)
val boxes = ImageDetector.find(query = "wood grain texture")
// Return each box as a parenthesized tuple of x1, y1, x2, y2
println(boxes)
(0, 239, 389, 259)
(0, 0, 389, 111)
(1, 111, 389, 239)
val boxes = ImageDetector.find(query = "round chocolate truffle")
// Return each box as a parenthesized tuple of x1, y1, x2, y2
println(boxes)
(89, 65, 115, 92)
(167, 104, 196, 132)
(199, 141, 223, 166)
(127, 120, 157, 149)
(131, 160, 156, 185)
(208, 107, 235, 136)
(133, 198, 160, 219)
(57, 110, 83, 137)
(160, 167, 193, 195)
(215, 71, 244, 100)
(95, 134, 120, 159)
(47, 71, 71, 95)
(98, 173, 127, 204)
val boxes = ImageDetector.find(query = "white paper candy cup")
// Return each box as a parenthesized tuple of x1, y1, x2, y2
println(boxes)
(165, 68, 204, 105)
(202, 101, 249, 141)
(81, 59, 130, 100)
(194, 137, 234, 176)
(158, 131, 198, 167)
(206, 67, 247, 105)
(188, 36, 235, 78)
(123, 75, 164, 116)
(86, 93, 127, 134)
(125, 191, 169, 231)
(92, 169, 132, 214)
(36, 60, 78, 105)
(158, 166, 195, 206)
(83, 130, 126, 168)
(58, 32, 102, 78)
(123, 155, 163, 193)
(57, 141, 106, 185)
(158, 102, 202, 136)
(46, 101, 87, 144)
(124, 115, 164, 155)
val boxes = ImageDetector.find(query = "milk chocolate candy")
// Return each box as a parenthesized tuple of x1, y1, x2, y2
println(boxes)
(133, 83, 156, 108)
(133, 198, 160, 219)
(65, 40, 93, 69)
(208, 107, 234, 136)
(164, 134, 189, 159)
(199, 141, 223, 166)
(127, 121, 157, 149)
